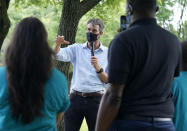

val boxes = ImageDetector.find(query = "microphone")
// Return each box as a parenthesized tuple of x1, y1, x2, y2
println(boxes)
(90, 42, 94, 56)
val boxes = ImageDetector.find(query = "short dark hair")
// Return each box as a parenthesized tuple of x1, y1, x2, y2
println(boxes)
(182, 41, 187, 68)
(127, 0, 157, 13)
(87, 18, 105, 32)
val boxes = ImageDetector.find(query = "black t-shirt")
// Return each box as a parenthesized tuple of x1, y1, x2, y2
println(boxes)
(108, 18, 181, 118)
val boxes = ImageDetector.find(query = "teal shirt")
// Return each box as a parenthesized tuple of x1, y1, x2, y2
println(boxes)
(0, 67, 70, 131)
(172, 71, 187, 131)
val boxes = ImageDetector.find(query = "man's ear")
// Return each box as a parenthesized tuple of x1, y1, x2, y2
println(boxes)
(128, 4, 133, 15)
(100, 32, 103, 36)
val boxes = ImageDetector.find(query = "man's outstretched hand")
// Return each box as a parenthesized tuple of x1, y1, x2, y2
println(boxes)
(54, 35, 70, 46)
(53, 35, 70, 54)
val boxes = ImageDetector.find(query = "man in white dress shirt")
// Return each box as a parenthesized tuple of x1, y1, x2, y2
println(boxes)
(54, 18, 108, 131)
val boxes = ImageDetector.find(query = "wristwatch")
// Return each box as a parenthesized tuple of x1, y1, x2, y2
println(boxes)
(97, 68, 103, 74)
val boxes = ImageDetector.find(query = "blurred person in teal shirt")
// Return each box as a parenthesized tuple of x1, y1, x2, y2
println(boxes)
(0, 17, 69, 131)
(172, 41, 187, 131)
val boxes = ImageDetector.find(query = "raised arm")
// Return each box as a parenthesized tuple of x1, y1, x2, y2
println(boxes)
(53, 35, 70, 54)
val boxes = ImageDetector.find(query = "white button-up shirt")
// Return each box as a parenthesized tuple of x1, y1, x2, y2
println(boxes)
(56, 42, 108, 93)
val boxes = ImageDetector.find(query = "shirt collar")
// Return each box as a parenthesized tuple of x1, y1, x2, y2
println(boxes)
(130, 18, 157, 27)
(82, 41, 104, 52)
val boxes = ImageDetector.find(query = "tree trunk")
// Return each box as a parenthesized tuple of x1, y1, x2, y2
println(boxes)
(56, 0, 81, 95)
(56, 0, 102, 130)
(0, 0, 10, 50)
(178, 0, 186, 39)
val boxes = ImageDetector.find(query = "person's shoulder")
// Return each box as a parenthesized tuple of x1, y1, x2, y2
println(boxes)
(46, 68, 68, 92)
(172, 72, 187, 94)
(174, 76, 181, 83)
(160, 27, 175, 36)
(157, 26, 179, 41)
(123, 24, 142, 35)
(66, 43, 79, 48)
(50, 68, 66, 82)
(0, 66, 5, 71)
(71, 43, 81, 46)
(115, 26, 139, 41)
(68, 43, 86, 50)
(0, 66, 6, 75)
(0, 66, 6, 86)
(44, 68, 69, 113)
(111, 31, 131, 47)
(101, 44, 108, 51)
(174, 72, 187, 84)
(71, 43, 85, 47)
(177, 72, 187, 79)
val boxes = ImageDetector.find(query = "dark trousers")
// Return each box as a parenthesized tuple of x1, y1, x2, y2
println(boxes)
(109, 120, 175, 131)
(64, 93, 102, 131)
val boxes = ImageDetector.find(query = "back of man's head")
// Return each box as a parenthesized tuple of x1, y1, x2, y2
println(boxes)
(127, 0, 157, 14)
(182, 41, 187, 70)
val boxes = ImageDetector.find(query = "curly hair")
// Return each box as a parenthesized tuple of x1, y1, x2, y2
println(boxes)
(5, 17, 54, 124)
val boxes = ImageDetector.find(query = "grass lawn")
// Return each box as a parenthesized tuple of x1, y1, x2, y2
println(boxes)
(80, 118, 88, 131)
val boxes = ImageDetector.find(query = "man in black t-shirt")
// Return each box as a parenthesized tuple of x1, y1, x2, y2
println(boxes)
(95, 0, 181, 131)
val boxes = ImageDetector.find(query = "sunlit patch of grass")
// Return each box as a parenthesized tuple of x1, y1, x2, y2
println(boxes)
(80, 118, 88, 131)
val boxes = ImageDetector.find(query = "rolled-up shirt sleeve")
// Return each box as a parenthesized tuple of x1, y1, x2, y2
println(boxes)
(56, 44, 76, 62)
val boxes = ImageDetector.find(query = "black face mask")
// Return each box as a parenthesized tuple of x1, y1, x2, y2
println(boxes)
(86, 32, 98, 43)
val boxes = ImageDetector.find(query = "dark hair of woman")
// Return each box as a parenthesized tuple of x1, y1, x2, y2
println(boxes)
(5, 17, 54, 124)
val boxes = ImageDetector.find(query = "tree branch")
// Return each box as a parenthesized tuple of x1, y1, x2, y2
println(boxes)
(178, 0, 186, 38)
(0, 0, 10, 50)
(79, 0, 102, 18)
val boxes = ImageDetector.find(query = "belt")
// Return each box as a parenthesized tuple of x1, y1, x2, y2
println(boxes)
(71, 90, 103, 97)
(118, 114, 172, 122)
